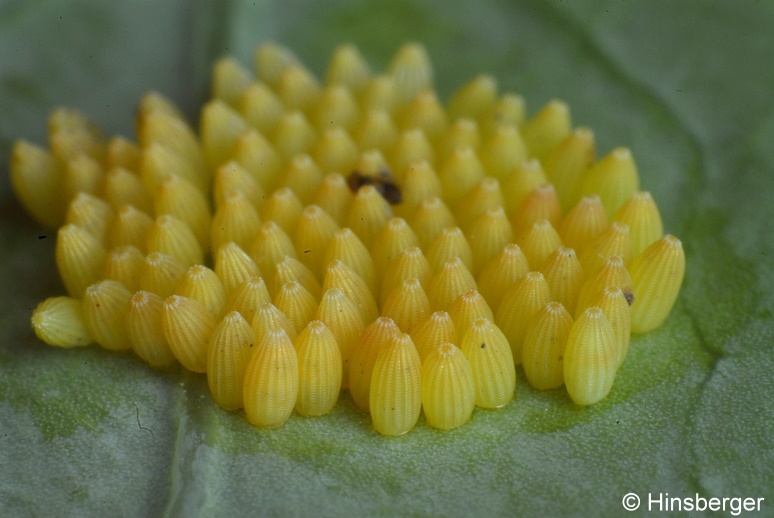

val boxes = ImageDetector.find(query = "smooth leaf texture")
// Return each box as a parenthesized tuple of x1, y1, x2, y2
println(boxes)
(1, 0, 773, 515)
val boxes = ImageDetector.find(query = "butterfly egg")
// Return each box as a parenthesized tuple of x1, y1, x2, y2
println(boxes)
(559, 194, 609, 255)
(138, 252, 185, 298)
(213, 161, 266, 212)
(147, 214, 204, 268)
(356, 109, 399, 152)
(105, 136, 140, 171)
(282, 154, 324, 206)
(481, 124, 529, 181)
(326, 43, 370, 94)
(630, 235, 685, 334)
(65, 192, 114, 245)
(591, 286, 631, 370)
(564, 306, 617, 405)
(259, 187, 304, 236)
(349, 317, 400, 410)
(323, 260, 379, 324)
(411, 310, 457, 363)
(426, 227, 473, 273)
(428, 256, 478, 312)
(467, 207, 514, 276)
(10, 140, 65, 228)
(522, 99, 571, 160)
(359, 74, 397, 114)
(382, 278, 431, 335)
(614, 191, 664, 260)
(522, 301, 573, 390)
(315, 288, 366, 388)
(248, 220, 297, 280)
(177, 265, 227, 320)
(399, 89, 448, 145)
(439, 147, 485, 210)
(294, 204, 339, 278)
(295, 320, 342, 416)
(48, 107, 105, 161)
(519, 219, 563, 268)
(421, 342, 476, 430)
(225, 276, 272, 321)
(449, 290, 494, 340)
(437, 118, 481, 162)
(82, 280, 132, 351)
(239, 81, 285, 137)
(501, 158, 548, 213)
(391, 159, 437, 220)
(243, 327, 299, 428)
(539, 246, 584, 315)
(408, 196, 456, 251)
(140, 142, 206, 194)
(136, 90, 188, 132)
(510, 183, 563, 238)
(271, 255, 321, 301)
(380, 246, 432, 306)
(495, 271, 552, 364)
(543, 127, 596, 212)
(251, 302, 298, 348)
(126, 291, 176, 367)
(460, 318, 516, 408)
(454, 177, 505, 232)
(324, 227, 376, 296)
(214, 242, 262, 298)
(254, 42, 299, 89)
(211, 190, 263, 254)
(200, 99, 249, 169)
(31, 296, 92, 348)
(313, 128, 359, 177)
(56, 224, 107, 298)
(476, 243, 529, 313)
(277, 63, 322, 114)
(207, 311, 255, 411)
(211, 56, 253, 107)
(162, 295, 216, 372)
(371, 218, 419, 283)
(108, 205, 153, 252)
(232, 129, 282, 193)
(346, 185, 394, 249)
(578, 147, 640, 220)
(579, 221, 633, 275)
(311, 172, 355, 225)
(274, 111, 318, 162)
(274, 281, 317, 334)
(137, 110, 208, 182)
(369, 332, 422, 436)
(62, 154, 102, 204)
(103, 245, 144, 293)
(154, 173, 212, 250)
(575, 255, 633, 318)
(479, 93, 526, 136)
(101, 166, 153, 214)
(391, 130, 435, 184)
(389, 42, 433, 108)
(448, 74, 498, 122)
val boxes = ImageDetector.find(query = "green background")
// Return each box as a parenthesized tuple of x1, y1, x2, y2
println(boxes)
(1, 0, 772, 516)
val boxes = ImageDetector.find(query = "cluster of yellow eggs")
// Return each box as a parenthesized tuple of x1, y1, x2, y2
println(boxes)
(15, 42, 685, 435)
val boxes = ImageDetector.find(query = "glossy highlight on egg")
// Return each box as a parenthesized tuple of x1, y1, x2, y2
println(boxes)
(16, 41, 686, 435)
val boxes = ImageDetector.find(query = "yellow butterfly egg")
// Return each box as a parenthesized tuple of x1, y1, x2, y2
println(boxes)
(239, 81, 284, 137)
(466, 206, 514, 276)
(539, 246, 584, 316)
(460, 318, 516, 408)
(630, 235, 685, 334)
(141, 142, 205, 194)
(101, 166, 153, 214)
(390, 130, 435, 184)
(315, 288, 366, 388)
(410, 310, 457, 363)
(103, 245, 145, 293)
(211, 56, 253, 107)
(349, 317, 400, 411)
(108, 204, 153, 252)
(389, 42, 434, 108)
(277, 63, 322, 114)
(177, 265, 227, 320)
(200, 99, 249, 169)
(313, 85, 360, 133)
(127, 290, 176, 367)
(559, 194, 609, 255)
(65, 192, 114, 244)
(501, 158, 548, 214)
(214, 242, 262, 298)
(575, 255, 633, 318)
(138, 252, 186, 299)
(479, 93, 525, 137)
(579, 221, 633, 275)
(282, 154, 324, 206)
(480, 124, 528, 181)
(426, 226, 473, 273)
(511, 183, 563, 238)
(270, 255, 321, 301)
(591, 286, 632, 370)
(259, 187, 304, 236)
(322, 260, 379, 324)
(273, 110, 318, 162)
(326, 43, 370, 94)
(324, 228, 376, 296)
(449, 290, 494, 340)
(454, 177, 505, 233)
(251, 301, 298, 347)
(407, 196, 456, 251)
(249, 220, 298, 281)
(578, 147, 640, 220)
(243, 327, 299, 428)
(208, 311, 255, 411)
(522, 301, 573, 390)
(346, 184, 394, 249)
(522, 99, 571, 160)
(82, 280, 132, 351)
(357, 109, 398, 152)
(274, 281, 317, 334)
(448, 74, 497, 122)
(359, 74, 397, 114)
(614, 191, 664, 260)
(495, 271, 552, 364)
(370, 218, 419, 284)
(294, 320, 342, 417)
(147, 214, 204, 268)
(56, 223, 106, 298)
(438, 146, 484, 209)
(10, 140, 65, 228)
(294, 204, 340, 279)
(393, 159, 440, 219)
(232, 129, 282, 193)
(380, 246, 432, 306)
(62, 154, 102, 205)
(563, 306, 617, 406)
(382, 277, 431, 335)
(154, 173, 211, 249)
(225, 276, 272, 321)
(518, 218, 563, 269)
(105, 136, 140, 172)
(311, 172, 355, 224)
(543, 127, 596, 212)
(162, 295, 216, 373)
(476, 243, 529, 313)
(370, 332, 422, 436)
(421, 342, 476, 430)
(213, 161, 266, 212)
(31, 296, 92, 348)
(254, 42, 299, 89)
(428, 257, 478, 312)
(210, 190, 263, 254)
(438, 118, 481, 161)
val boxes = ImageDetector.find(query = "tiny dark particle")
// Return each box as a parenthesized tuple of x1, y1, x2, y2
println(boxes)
(303, 249, 311, 254)
(480, 343, 486, 349)
(347, 168, 402, 205)
(38, 235, 46, 239)
(623, 288, 635, 306)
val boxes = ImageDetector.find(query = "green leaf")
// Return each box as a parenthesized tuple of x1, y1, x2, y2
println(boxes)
(1, 0, 772, 515)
